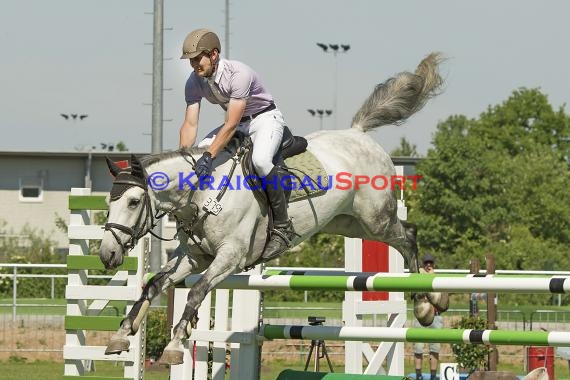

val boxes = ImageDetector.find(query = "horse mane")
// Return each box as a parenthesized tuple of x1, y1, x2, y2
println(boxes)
(139, 147, 209, 168)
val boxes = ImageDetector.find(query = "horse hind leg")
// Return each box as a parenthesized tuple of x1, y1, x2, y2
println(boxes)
(323, 215, 419, 273)
(381, 219, 419, 274)
(328, 216, 437, 325)
(382, 222, 441, 326)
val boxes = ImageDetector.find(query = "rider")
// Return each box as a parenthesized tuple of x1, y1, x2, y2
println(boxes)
(179, 28, 295, 261)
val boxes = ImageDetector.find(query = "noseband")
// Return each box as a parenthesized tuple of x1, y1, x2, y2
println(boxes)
(103, 175, 156, 252)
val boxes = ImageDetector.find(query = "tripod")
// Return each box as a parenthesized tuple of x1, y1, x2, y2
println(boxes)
(303, 337, 334, 372)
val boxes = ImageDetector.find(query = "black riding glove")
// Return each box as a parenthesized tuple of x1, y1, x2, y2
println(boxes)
(195, 152, 213, 178)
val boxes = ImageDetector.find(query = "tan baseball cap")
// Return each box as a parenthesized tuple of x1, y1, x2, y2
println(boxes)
(180, 28, 221, 59)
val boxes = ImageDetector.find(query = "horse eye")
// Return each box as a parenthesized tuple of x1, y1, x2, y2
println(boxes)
(128, 199, 141, 208)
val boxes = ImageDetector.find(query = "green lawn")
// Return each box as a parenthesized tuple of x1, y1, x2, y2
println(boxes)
(3, 298, 570, 325)
(2, 358, 570, 380)
(0, 360, 169, 380)
(263, 301, 342, 319)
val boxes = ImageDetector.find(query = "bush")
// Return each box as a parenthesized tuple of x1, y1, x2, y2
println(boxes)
(146, 308, 169, 359)
(451, 315, 491, 373)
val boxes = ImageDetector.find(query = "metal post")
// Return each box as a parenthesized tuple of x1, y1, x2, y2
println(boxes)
(469, 259, 480, 317)
(332, 51, 338, 129)
(225, 0, 230, 58)
(486, 254, 498, 371)
(316, 43, 349, 129)
(51, 277, 55, 299)
(151, 0, 164, 304)
(12, 266, 17, 322)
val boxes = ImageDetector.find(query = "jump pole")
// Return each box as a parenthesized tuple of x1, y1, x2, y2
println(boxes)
(262, 325, 570, 347)
(184, 272, 570, 293)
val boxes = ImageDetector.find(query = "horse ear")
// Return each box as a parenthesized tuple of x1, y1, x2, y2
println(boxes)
(105, 156, 122, 178)
(130, 154, 145, 178)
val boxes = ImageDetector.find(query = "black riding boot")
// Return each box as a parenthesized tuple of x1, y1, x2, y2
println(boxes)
(262, 166, 295, 261)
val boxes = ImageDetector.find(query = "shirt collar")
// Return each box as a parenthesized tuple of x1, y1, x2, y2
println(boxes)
(213, 58, 225, 84)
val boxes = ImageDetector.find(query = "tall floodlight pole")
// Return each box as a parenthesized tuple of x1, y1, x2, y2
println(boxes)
(316, 43, 351, 129)
(151, 0, 164, 302)
(225, 0, 230, 58)
(307, 109, 333, 130)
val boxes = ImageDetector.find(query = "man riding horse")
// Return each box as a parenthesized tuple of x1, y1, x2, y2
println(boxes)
(179, 28, 295, 262)
(100, 44, 447, 364)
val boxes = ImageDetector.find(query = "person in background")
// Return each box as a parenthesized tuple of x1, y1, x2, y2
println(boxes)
(414, 253, 446, 380)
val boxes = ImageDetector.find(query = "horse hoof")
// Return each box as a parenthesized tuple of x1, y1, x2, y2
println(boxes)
(427, 292, 442, 306)
(105, 338, 130, 355)
(160, 349, 184, 365)
(430, 292, 449, 312)
(414, 297, 435, 326)
(524, 367, 548, 380)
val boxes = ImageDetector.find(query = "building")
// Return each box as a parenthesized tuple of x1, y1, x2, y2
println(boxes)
(0, 150, 421, 262)
(0, 150, 179, 260)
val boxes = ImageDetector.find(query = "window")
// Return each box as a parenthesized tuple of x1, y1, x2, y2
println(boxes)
(19, 178, 43, 202)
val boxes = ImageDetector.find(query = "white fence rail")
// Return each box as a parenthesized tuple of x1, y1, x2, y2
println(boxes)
(0, 263, 118, 322)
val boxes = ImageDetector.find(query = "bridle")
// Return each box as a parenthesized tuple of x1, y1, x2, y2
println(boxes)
(102, 147, 244, 256)
(103, 174, 169, 252)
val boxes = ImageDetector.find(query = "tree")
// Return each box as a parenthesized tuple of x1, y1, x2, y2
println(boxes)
(390, 137, 419, 157)
(452, 316, 491, 373)
(115, 141, 128, 152)
(0, 220, 64, 298)
(408, 88, 570, 281)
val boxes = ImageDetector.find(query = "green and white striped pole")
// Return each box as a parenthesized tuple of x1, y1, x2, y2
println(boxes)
(184, 272, 570, 294)
(262, 325, 570, 346)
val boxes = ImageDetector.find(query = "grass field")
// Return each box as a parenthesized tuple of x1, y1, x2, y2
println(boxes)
(2, 358, 570, 380)
(3, 297, 569, 318)
(4, 298, 568, 325)
(2, 298, 570, 380)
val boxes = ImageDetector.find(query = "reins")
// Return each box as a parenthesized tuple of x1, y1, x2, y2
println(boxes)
(104, 146, 247, 256)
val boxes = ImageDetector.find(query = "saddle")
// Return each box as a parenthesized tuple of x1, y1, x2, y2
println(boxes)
(213, 127, 330, 204)
(201, 127, 330, 270)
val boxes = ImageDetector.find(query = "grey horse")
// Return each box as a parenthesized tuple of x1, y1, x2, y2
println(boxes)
(99, 52, 446, 364)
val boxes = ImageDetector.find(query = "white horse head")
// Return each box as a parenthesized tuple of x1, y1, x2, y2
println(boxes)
(100, 155, 156, 269)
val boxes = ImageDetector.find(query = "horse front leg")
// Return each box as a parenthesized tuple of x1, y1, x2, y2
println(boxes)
(159, 244, 243, 365)
(105, 249, 208, 355)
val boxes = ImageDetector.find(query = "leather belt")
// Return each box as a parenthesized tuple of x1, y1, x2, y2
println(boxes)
(240, 103, 276, 123)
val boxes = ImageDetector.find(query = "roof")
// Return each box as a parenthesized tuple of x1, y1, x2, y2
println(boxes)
(0, 150, 149, 158)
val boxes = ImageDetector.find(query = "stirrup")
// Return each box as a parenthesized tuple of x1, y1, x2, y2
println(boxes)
(270, 226, 294, 248)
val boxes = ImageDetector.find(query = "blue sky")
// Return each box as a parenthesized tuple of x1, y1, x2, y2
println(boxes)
(1, 0, 568, 154)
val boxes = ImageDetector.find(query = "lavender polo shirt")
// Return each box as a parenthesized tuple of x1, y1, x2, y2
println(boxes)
(185, 58, 274, 117)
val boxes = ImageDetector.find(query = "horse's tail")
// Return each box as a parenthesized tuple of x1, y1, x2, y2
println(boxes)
(351, 52, 445, 132)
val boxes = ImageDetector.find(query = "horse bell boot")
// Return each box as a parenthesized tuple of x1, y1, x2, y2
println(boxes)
(262, 167, 295, 261)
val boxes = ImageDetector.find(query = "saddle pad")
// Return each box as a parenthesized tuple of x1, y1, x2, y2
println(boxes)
(284, 150, 329, 203)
